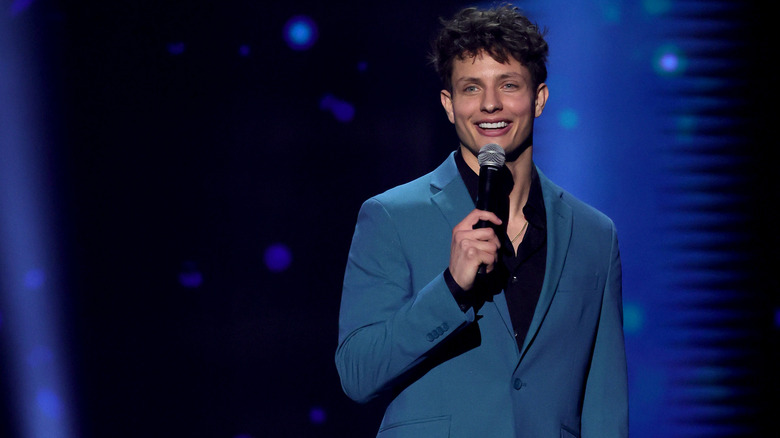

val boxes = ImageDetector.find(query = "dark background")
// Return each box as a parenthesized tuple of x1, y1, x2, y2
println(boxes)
(1, 0, 776, 437)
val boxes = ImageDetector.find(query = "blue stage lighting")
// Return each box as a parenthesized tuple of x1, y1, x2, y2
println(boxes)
(643, 0, 672, 15)
(9, 0, 36, 16)
(1, 10, 77, 438)
(284, 15, 318, 51)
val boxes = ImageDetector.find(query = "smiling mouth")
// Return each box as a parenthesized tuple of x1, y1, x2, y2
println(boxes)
(478, 121, 508, 129)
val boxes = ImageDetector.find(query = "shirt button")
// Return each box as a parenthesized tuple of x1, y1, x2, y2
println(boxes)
(511, 276, 518, 283)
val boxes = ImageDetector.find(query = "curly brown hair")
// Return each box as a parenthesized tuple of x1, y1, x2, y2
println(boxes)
(430, 5, 549, 91)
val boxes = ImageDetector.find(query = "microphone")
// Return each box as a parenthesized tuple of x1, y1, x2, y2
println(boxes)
(474, 143, 506, 274)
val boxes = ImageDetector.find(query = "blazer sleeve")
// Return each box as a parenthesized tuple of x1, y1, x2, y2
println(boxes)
(335, 198, 473, 403)
(581, 222, 629, 437)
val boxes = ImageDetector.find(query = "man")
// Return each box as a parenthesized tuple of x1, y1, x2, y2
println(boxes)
(336, 5, 628, 437)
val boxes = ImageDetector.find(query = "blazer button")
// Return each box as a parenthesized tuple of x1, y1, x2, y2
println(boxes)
(513, 378, 524, 390)
(426, 333, 435, 342)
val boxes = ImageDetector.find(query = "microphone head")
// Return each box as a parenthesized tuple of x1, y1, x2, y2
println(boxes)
(477, 143, 506, 168)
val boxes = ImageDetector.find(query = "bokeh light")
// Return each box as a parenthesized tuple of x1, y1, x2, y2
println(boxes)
(309, 406, 326, 424)
(558, 108, 579, 130)
(320, 94, 356, 123)
(264, 243, 292, 272)
(653, 44, 687, 76)
(623, 303, 644, 335)
(167, 42, 186, 55)
(284, 15, 318, 51)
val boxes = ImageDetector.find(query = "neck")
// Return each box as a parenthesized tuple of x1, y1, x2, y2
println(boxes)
(461, 144, 534, 220)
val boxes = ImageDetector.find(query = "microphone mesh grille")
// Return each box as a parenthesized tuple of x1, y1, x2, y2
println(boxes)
(477, 143, 506, 168)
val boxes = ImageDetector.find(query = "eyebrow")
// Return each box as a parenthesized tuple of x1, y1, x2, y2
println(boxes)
(454, 72, 525, 85)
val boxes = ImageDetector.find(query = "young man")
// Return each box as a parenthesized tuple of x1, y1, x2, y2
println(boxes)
(336, 6, 628, 437)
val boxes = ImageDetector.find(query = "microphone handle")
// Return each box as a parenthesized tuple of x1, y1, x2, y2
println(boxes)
(474, 165, 501, 275)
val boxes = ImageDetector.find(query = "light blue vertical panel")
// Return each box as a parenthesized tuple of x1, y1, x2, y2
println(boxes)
(0, 8, 77, 438)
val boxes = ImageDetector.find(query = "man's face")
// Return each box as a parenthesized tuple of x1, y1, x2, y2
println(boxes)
(440, 51, 548, 165)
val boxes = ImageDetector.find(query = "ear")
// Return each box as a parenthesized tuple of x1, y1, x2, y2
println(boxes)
(534, 83, 549, 118)
(440, 90, 455, 124)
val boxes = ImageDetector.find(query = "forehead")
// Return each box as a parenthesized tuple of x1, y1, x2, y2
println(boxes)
(451, 51, 530, 83)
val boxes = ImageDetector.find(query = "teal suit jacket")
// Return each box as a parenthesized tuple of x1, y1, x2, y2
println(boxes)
(336, 153, 628, 437)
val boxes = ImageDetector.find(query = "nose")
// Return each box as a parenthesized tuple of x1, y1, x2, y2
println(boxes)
(481, 88, 502, 113)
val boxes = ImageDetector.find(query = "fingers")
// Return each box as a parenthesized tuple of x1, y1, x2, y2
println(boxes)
(453, 209, 502, 232)
(449, 209, 502, 291)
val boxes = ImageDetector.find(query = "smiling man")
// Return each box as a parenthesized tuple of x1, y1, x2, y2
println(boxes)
(336, 5, 628, 438)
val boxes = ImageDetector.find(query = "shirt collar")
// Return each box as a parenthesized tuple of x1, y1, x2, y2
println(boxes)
(454, 148, 546, 231)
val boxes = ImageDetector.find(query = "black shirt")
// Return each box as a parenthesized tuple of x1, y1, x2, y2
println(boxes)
(444, 149, 548, 349)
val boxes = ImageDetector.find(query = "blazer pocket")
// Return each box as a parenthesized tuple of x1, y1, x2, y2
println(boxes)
(557, 273, 599, 293)
(377, 415, 450, 438)
(561, 424, 580, 438)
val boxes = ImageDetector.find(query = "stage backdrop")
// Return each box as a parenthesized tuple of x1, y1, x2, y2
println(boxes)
(1, 0, 775, 437)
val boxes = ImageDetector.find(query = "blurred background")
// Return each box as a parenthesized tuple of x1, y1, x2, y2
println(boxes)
(1, 0, 776, 437)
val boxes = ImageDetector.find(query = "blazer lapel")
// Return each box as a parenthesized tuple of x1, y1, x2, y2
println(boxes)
(429, 153, 521, 341)
(518, 168, 573, 360)
(429, 153, 474, 229)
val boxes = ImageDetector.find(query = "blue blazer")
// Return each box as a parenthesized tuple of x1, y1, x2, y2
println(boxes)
(336, 153, 628, 437)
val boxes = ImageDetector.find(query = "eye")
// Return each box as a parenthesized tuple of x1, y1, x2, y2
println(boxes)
(463, 85, 479, 93)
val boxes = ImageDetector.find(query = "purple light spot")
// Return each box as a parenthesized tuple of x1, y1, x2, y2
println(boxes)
(357, 61, 368, 72)
(309, 406, 326, 424)
(775, 308, 780, 328)
(179, 262, 203, 288)
(284, 15, 318, 51)
(167, 42, 186, 55)
(238, 44, 251, 57)
(24, 268, 45, 290)
(179, 271, 203, 288)
(264, 243, 292, 272)
(36, 389, 62, 419)
(320, 94, 355, 123)
(10, 0, 36, 16)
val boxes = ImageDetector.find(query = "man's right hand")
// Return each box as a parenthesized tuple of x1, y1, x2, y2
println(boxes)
(449, 209, 502, 291)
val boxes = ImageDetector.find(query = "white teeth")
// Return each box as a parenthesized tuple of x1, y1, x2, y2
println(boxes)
(479, 121, 508, 129)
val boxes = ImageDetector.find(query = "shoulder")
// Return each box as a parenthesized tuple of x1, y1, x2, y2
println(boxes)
(364, 153, 460, 213)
